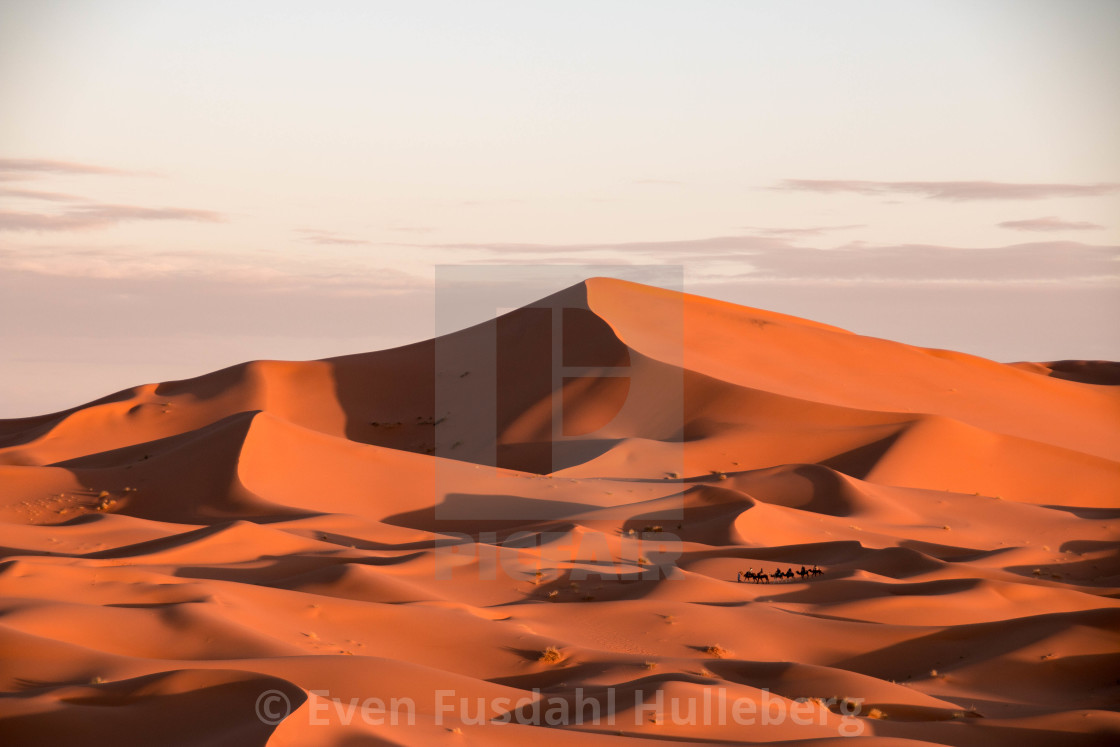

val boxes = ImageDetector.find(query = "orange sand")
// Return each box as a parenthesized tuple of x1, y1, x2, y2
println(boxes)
(1, 278, 1117, 745)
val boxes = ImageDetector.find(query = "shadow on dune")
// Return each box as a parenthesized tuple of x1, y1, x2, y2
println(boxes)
(1060, 539, 1120, 554)
(0, 388, 140, 452)
(488, 660, 605, 691)
(820, 431, 904, 480)
(1006, 554, 1120, 587)
(1038, 360, 1120, 386)
(760, 577, 983, 605)
(696, 539, 869, 564)
(896, 538, 1007, 562)
(831, 608, 1120, 683)
(382, 492, 605, 531)
(496, 439, 623, 474)
(325, 282, 644, 475)
(737, 464, 860, 517)
(0, 669, 305, 747)
(895, 721, 1120, 747)
(1044, 506, 1120, 520)
(172, 554, 366, 585)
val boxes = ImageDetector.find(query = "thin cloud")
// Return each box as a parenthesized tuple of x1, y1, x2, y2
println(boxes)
(741, 224, 865, 237)
(0, 204, 224, 232)
(83, 205, 222, 222)
(776, 179, 1120, 201)
(0, 186, 83, 202)
(455, 198, 523, 207)
(0, 157, 220, 232)
(0, 158, 137, 177)
(388, 226, 435, 234)
(998, 216, 1104, 232)
(730, 241, 1120, 284)
(408, 234, 1119, 285)
(0, 245, 429, 295)
(295, 228, 372, 246)
(416, 235, 788, 256)
(633, 179, 682, 186)
(460, 256, 635, 266)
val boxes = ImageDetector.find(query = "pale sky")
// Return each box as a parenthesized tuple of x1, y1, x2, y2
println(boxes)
(1, 0, 1118, 417)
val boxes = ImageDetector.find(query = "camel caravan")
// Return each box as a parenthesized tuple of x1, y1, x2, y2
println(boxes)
(737, 566, 824, 584)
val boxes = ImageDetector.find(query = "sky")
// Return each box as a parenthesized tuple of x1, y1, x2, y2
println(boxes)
(1, 0, 1118, 417)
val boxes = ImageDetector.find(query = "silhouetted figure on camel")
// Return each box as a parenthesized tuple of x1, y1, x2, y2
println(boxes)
(743, 567, 769, 584)
(738, 565, 824, 583)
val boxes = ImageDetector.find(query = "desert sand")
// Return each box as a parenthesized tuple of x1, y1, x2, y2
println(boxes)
(0, 277, 1117, 745)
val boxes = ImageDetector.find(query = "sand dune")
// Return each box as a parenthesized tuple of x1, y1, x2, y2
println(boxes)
(1, 277, 1117, 745)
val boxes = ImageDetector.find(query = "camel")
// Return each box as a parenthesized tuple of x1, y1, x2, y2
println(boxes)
(740, 565, 823, 583)
(744, 567, 769, 584)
